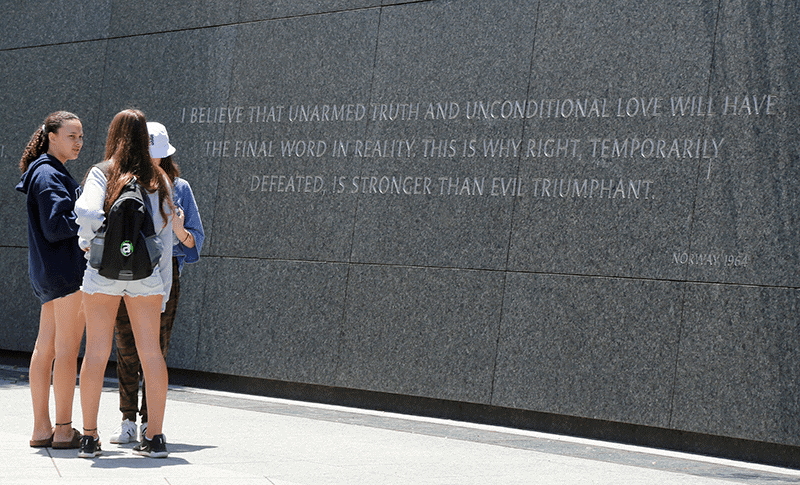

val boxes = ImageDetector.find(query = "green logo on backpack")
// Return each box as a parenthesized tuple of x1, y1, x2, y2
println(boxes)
(120, 240, 134, 257)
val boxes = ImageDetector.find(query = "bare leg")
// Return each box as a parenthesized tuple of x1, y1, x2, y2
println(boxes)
(30, 303, 55, 443)
(52, 291, 85, 442)
(79, 293, 120, 439)
(124, 294, 167, 439)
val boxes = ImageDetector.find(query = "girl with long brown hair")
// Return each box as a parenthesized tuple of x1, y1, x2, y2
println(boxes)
(16, 111, 86, 449)
(75, 109, 174, 458)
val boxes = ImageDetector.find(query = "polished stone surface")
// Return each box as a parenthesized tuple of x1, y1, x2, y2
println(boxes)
(335, 265, 504, 402)
(109, 0, 238, 36)
(672, 283, 800, 447)
(492, 273, 682, 427)
(690, 0, 800, 288)
(210, 10, 379, 260)
(195, 258, 348, 385)
(240, 0, 381, 20)
(0, 250, 40, 351)
(509, 0, 717, 281)
(351, 0, 537, 269)
(0, 1, 111, 49)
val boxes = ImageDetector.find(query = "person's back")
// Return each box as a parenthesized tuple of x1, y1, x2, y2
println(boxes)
(87, 163, 162, 282)
(75, 109, 173, 459)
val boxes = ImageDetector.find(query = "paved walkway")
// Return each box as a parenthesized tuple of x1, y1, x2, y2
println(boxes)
(1, 364, 799, 485)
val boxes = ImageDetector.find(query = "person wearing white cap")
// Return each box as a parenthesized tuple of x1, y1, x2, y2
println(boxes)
(108, 121, 204, 448)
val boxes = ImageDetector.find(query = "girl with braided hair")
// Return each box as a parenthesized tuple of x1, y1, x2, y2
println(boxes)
(16, 111, 86, 449)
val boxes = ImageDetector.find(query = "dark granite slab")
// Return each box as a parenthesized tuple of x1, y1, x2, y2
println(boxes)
(239, 0, 381, 20)
(108, 0, 238, 36)
(0, 42, 107, 247)
(381, 0, 425, 5)
(689, 0, 800, 287)
(210, 10, 379, 261)
(0, 1, 111, 49)
(194, 258, 348, 385)
(509, 0, 719, 281)
(351, 0, 539, 269)
(0, 249, 40, 351)
(672, 283, 800, 446)
(492, 273, 682, 428)
(163, 260, 208, 370)
(335, 264, 504, 403)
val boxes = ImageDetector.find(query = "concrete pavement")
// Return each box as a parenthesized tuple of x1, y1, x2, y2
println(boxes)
(2, 364, 799, 485)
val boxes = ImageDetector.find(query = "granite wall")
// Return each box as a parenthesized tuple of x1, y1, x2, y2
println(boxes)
(1, 0, 798, 463)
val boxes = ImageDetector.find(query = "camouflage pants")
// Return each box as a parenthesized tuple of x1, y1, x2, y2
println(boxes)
(114, 257, 180, 423)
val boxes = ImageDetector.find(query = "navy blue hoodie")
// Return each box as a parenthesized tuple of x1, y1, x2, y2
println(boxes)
(16, 154, 86, 303)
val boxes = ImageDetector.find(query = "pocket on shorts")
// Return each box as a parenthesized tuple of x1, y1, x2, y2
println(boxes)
(88, 268, 117, 288)
(138, 272, 163, 290)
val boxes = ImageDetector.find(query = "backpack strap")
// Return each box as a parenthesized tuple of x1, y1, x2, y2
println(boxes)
(135, 179, 163, 270)
(93, 163, 157, 222)
(134, 176, 158, 235)
(140, 182, 155, 218)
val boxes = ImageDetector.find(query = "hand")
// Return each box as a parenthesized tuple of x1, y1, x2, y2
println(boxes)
(172, 207, 185, 233)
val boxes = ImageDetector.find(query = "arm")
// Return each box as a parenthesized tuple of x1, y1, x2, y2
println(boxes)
(35, 172, 80, 243)
(157, 183, 174, 311)
(172, 208, 194, 248)
(74, 167, 107, 251)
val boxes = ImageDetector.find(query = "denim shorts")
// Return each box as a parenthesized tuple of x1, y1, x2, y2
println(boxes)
(81, 266, 167, 298)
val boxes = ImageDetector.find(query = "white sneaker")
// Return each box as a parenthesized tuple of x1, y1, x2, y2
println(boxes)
(109, 419, 137, 444)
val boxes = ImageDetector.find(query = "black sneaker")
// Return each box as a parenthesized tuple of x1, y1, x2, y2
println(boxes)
(133, 434, 168, 458)
(77, 435, 102, 458)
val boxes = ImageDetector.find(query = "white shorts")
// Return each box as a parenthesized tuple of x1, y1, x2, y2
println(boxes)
(80, 266, 167, 299)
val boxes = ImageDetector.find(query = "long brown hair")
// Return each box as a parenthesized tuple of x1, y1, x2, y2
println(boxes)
(159, 155, 180, 183)
(103, 109, 172, 225)
(19, 111, 80, 172)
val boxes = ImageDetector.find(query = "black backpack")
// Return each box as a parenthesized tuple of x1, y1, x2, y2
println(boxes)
(88, 163, 163, 280)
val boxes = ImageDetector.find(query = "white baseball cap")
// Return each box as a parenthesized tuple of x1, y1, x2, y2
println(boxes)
(147, 122, 176, 158)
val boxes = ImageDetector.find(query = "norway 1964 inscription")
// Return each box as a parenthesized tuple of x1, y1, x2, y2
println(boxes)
(673, 252, 749, 269)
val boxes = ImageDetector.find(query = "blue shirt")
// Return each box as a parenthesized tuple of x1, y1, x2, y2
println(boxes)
(172, 177, 204, 275)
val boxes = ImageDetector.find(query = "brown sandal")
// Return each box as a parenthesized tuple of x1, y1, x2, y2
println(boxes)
(52, 423, 82, 449)
(29, 432, 53, 448)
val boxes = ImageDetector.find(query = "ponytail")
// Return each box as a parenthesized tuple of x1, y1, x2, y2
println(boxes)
(19, 127, 48, 173)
